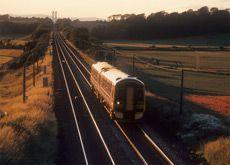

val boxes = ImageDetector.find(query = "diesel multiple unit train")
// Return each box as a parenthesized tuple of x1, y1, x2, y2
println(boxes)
(90, 62, 145, 121)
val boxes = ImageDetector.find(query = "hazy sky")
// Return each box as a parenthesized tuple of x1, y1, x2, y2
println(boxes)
(1, 0, 229, 18)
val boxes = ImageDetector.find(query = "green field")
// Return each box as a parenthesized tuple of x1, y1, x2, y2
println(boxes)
(118, 50, 230, 71)
(115, 50, 230, 101)
(0, 56, 13, 65)
(0, 34, 27, 40)
(105, 33, 230, 46)
(0, 49, 23, 65)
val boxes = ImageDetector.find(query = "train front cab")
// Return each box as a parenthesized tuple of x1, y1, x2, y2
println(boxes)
(113, 79, 145, 122)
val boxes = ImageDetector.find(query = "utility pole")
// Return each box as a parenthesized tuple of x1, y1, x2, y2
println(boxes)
(113, 49, 115, 65)
(23, 64, 26, 103)
(33, 62, 35, 86)
(37, 60, 39, 74)
(179, 69, 184, 114)
(132, 54, 135, 75)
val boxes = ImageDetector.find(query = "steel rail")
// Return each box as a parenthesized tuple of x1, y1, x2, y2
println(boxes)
(59, 35, 91, 74)
(54, 34, 89, 165)
(137, 125, 174, 165)
(56, 36, 115, 165)
(58, 32, 174, 165)
(57, 35, 91, 87)
(58, 34, 148, 164)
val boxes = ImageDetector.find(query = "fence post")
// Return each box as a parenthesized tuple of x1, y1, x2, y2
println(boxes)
(44, 65, 47, 74)
(113, 50, 116, 65)
(37, 60, 39, 73)
(132, 55, 135, 75)
(43, 77, 48, 87)
(179, 69, 184, 114)
(196, 54, 200, 70)
(23, 64, 26, 103)
(33, 62, 35, 86)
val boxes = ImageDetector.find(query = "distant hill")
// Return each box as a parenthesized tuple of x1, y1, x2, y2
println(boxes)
(72, 19, 107, 31)
(10, 14, 49, 18)
(71, 17, 105, 21)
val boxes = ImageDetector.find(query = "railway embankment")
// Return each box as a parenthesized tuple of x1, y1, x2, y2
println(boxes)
(0, 46, 57, 164)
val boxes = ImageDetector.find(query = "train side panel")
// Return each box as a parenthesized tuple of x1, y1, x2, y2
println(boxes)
(90, 66, 115, 111)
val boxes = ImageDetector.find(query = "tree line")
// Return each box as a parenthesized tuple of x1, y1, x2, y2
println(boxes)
(4, 19, 53, 69)
(91, 6, 230, 40)
(0, 15, 51, 35)
(56, 19, 116, 62)
(0, 21, 38, 35)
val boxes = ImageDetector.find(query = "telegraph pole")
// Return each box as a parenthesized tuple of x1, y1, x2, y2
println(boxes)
(132, 54, 135, 75)
(33, 62, 35, 86)
(179, 69, 184, 114)
(37, 60, 39, 74)
(23, 64, 26, 103)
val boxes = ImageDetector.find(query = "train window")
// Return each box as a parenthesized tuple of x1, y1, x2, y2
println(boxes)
(136, 88, 144, 101)
(116, 87, 124, 103)
(92, 69, 98, 80)
(101, 77, 112, 96)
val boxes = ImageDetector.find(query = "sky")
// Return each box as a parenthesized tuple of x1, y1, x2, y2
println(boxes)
(0, 0, 229, 19)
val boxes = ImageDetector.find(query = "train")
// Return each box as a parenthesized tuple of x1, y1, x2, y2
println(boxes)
(90, 62, 145, 121)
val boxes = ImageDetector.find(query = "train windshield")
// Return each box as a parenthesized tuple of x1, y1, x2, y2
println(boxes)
(115, 81, 144, 111)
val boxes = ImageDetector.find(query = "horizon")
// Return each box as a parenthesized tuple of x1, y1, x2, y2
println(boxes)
(0, 0, 229, 19)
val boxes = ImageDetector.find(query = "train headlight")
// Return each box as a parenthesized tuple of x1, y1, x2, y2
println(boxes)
(135, 112, 143, 119)
(115, 112, 123, 119)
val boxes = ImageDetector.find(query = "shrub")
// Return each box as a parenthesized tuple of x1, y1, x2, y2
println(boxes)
(204, 137, 230, 165)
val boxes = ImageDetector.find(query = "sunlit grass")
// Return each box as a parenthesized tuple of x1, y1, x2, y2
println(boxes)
(0, 47, 57, 163)
(0, 49, 23, 65)
(204, 137, 230, 165)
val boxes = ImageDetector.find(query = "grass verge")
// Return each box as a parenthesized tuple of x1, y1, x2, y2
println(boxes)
(0, 47, 57, 164)
(204, 137, 230, 165)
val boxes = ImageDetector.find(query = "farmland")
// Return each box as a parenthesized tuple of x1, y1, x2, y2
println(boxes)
(104, 33, 230, 47)
(0, 49, 23, 65)
(117, 50, 230, 71)
(115, 50, 230, 97)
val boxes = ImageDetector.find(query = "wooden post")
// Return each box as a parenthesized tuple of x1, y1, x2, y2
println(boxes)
(132, 55, 135, 75)
(179, 69, 184, 114)
(113, 50, 115, 65)
(196, 54, 200, 70)
(43, 77, 48, 87)
(33, 62, 35, 86)
(37, 60, 39, 74)
(23, 64, 26, 103)
(44, 65, 47, 74)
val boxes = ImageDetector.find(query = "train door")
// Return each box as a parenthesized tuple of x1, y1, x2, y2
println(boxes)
(125, 86, 134, 111)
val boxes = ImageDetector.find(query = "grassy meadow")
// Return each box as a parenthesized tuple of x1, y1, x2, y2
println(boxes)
(117, 50, 230, 71)
(0, 47, 57, 163)
(104, 33, 230, 47)
(0, 49, 23, 65)
(0, 34, 28, 40)
(115, 50, 230, 95)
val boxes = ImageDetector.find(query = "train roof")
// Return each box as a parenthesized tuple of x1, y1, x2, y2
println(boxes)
(92, 62, 144, 85)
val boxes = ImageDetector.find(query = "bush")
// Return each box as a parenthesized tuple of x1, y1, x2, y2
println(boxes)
(204, 137, 230, 165)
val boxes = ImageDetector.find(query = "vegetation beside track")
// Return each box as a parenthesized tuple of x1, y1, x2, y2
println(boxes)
(0, 49, 23, 65)
(1, 18, 52, 70)
(204, 137, 230, 165)
(0, 47, 57, 164)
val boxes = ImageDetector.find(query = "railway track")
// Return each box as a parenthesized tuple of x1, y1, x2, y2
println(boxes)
(55, 32, 174, 164)
(55, 34, 116, 164)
